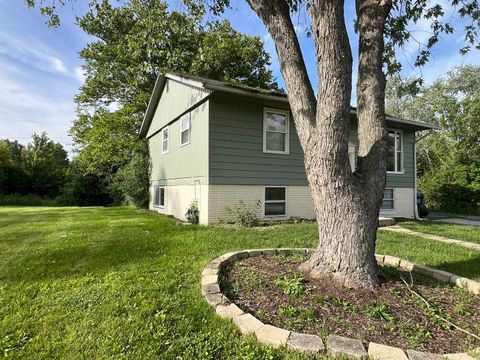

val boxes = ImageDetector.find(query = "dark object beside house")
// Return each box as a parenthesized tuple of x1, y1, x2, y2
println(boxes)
(417, 191, 429, 218)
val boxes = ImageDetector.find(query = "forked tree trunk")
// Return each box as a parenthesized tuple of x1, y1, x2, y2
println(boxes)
(247, 0, 392, 288)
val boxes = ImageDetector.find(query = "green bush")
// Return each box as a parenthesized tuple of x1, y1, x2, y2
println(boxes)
(419, 162, 480, 215)
(0, 194, 59, 206)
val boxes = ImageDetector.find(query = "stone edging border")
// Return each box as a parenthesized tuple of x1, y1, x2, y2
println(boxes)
(201, 248, 480, 360)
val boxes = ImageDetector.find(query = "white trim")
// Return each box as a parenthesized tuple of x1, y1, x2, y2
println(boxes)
(161, 127, 169, 154)
(180, 114, 191, 147)
(386, 128, 404, 174)
(263, 108, 290, 155)
(263, 186, 288, 217)
(153, 186, 165, 208)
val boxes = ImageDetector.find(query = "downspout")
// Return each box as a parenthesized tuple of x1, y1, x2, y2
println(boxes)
(414, 130, 436, 220)
(413, 132, 421, 220)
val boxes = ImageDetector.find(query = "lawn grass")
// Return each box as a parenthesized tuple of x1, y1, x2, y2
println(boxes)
(399, 220, 480, 244)
(1, 207, 479, 359)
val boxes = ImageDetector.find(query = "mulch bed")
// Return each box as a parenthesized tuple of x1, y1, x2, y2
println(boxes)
(221, 252, 480, 353)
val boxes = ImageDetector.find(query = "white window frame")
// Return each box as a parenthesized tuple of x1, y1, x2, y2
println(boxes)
(264, 186, 287, 217)
(153, 186, 165, 209)
(263, 108, 290, 155)
(161, 127, 169, 154)
(348, 143, 358, 172)
(180, 114, 191, 147)
(386, 129, 404, 174)
(382, 188, 394, 210)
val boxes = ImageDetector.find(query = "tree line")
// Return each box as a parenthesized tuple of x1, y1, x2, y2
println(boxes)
(386, 65, 480, 215)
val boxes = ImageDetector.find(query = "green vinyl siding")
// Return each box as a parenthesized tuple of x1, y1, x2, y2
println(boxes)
(149, 79, 209, 186)
(209, 94, 307, 186)
(386, 131, 415, 188)
(348, 122, 415, 188)
(209, 93, 416, 188)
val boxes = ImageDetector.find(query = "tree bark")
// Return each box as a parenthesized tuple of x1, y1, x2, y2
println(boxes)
(248, 0, 392, 288)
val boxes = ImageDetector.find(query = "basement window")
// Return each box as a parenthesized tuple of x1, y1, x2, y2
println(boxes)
(264, 187, 287, 216)
(382, 188, 394, 210)
(154, 186, 165, 208)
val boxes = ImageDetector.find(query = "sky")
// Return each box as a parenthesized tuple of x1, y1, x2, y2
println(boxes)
(1, 0, 479, 155)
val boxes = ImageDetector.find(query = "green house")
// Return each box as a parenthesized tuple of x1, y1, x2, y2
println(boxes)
(139, 73, 438, 225)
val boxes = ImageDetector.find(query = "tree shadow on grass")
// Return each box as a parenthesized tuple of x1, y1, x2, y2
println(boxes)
(0, 234, 171, 284)
(0, 208, 183, 284)
(427, 255, 480, 282)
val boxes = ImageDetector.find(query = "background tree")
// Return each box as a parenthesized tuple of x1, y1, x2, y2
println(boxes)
(0, 140, 29, 195)
(22, 132, 69, 197)
(386, 65, 480, 214)
(70, 0, 279, 207)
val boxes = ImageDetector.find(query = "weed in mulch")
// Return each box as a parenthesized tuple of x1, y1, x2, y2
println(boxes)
(223, 253, 480, 354)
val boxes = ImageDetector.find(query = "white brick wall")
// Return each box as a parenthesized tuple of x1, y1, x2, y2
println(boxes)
(150, 181, 209, 224)
(380, 187, 415, 219)
(207, 185, 315, 224)
(151, 183, 415, 224)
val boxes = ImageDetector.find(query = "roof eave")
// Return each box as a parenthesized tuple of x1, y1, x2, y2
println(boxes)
(203, 83, 289, 103)
(139, 74, 167, 139)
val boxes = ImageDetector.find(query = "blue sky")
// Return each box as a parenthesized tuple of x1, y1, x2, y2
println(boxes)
(1, 0, 479, 154)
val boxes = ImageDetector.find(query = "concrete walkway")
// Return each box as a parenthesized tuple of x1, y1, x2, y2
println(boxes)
(380, 225, 480, 251)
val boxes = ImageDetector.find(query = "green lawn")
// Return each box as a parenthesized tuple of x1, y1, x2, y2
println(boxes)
(399, 220, 480, 244)
(1, 207, 479, 359)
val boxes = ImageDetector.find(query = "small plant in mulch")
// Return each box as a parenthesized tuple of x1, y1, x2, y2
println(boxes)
(224, 253, 480, 354)
(274, 271, 306, 296)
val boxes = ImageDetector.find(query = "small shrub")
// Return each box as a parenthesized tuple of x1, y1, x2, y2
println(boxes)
(225, 200, 261, 227)
(274, 272, 305, 296)
(185, 200, 199, 224)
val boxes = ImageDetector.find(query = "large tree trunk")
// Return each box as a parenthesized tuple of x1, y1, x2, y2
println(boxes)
(247, 0, 391, 288)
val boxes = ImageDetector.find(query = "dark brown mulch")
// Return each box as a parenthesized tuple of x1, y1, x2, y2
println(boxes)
(222, 253, 480, 354)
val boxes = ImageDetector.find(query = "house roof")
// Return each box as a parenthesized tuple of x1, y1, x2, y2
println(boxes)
(139, 72, 439, 138)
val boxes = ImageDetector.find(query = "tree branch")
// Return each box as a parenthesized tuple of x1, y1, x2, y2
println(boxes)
(245, 0, 316, 148)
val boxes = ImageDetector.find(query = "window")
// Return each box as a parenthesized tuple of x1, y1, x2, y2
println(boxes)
(153, 186, 165, 208)
(382, 188, 394, 210)
(264, 187, 286, 216)
(348, 143, 358, 172)
(161, 127, 169, 154)
(180, 114, 190, 146)
(263, 108, 289, 154)
(386, 130, 403, 173)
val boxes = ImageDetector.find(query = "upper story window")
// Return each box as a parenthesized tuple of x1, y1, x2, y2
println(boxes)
(263, 108, 289, 154)
(386, 129, 403, 173)
(348, 143, 358, 172)
(162, 127, 169, 154)
(180, 114, 191, 146)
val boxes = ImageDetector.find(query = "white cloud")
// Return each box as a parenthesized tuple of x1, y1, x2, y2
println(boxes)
(0, 31, 69, 76)
(0, 59, 75, 153)
(74, 66, 85, 83)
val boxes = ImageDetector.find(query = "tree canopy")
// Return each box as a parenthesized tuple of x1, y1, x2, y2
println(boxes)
(69, 0, 279, 206)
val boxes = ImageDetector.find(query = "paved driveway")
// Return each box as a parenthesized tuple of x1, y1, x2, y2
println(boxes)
(427, 212, 480, 227)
